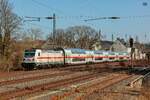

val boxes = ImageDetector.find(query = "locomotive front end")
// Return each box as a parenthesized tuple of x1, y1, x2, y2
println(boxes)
(22, 49, 36, 70)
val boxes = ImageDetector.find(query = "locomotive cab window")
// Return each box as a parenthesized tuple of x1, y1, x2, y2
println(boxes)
(38, 52, 40, 56)
(24, 52, 35, 57)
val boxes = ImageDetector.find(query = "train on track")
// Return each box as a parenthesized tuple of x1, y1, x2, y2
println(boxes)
(22, 48, 130, 70)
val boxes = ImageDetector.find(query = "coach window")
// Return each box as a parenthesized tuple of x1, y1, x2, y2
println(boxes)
(38, 52, 40, 56)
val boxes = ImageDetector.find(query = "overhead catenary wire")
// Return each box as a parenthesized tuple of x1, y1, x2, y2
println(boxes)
(31, 0, 65, 15)
(22, 14, 150, 32)
(45, 14, 150, 21)
(23, 15, 150, 21)
(83, 15, 150, 22)
(24, 22, 51, 31)
(30, 1, 150, 21)
(77, 0, 93, 10)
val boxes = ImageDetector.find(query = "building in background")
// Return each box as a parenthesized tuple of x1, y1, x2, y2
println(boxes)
(92, 39, 146, 60)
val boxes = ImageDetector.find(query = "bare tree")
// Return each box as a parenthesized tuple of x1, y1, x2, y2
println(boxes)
(28, 28, 44, 40)
(46, 25, 101, 49)
(12, 27, 44, 41)
(12, 30, 28, 41)
(0, 33, 2, 55)
(54, 29, 65, 47)
(65, 26, 100, 49)
(0, 0, 21, 58)
(45, 29, 67, 48)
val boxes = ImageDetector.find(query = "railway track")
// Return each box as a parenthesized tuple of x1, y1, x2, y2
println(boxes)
(16, 72, 120, 100)
(27, 68, 149, 100)
(78, 70, 150, 100)
(0, 61, 148, 100)
(0, 62, 119, 81)
(0, 62, 127, 88)
(0, 71, 90, 93)
(0, 63, 117, 87)
(0, 71, 109, 100)
(0, 62, 123, 100)
(0, 71, 74, 87)
(0, 68, 56, 78)
(76, 74, 132, 100)
(0, 69, 60, 82)
(49, 73, 132, 100)
(0, 60, 146, 82)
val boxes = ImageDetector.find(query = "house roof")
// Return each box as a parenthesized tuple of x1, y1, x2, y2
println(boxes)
(143, 48, 150, 53)
(116, 38, 127, 46)
(143, 44, 150, 53)
(100, 40, 113, 50)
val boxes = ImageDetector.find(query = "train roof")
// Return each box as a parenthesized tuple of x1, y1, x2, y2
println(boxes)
(64, 48, 86, 54)
(25, 49, 36, 52)
(117, 51, 128, 53)
(65, 48, 86, 50)
(94, 50, 107, 54)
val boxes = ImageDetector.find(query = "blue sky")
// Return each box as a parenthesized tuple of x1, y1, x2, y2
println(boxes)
(11, 0, 150, 43)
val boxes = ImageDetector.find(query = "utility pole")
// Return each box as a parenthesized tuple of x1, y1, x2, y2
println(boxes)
(24, 13, 56, 48)
(98, 29, 101, 40)
(53, 13, 56, 46)
(45, 13, 56, 47)
(125, 34, 127, 43)
(129, 38, 134, 69)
